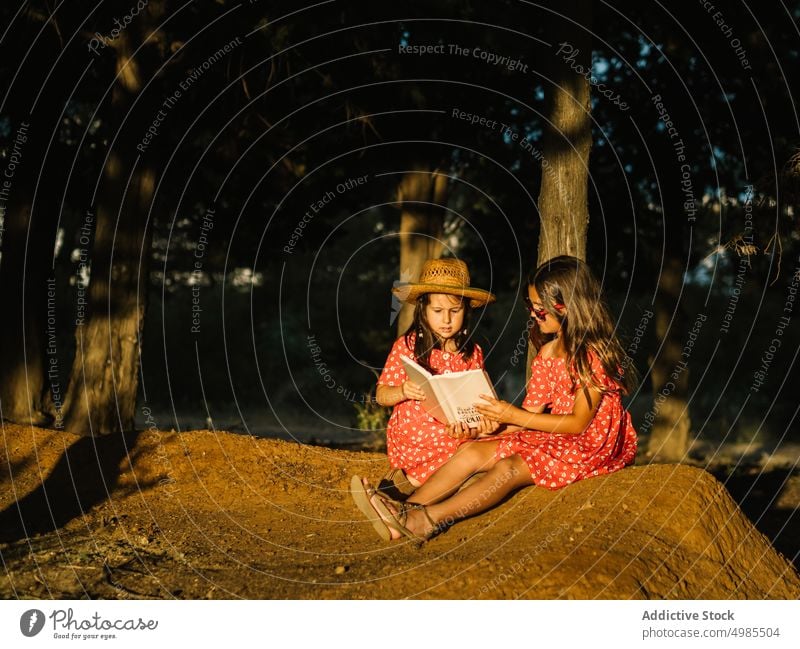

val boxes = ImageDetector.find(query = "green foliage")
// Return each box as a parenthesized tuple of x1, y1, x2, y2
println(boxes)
(352, 397, 389, 452)
(353, 398, 389, 431)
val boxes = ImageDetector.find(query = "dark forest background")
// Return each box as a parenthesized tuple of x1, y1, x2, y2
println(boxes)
(0, 0, 798, 462)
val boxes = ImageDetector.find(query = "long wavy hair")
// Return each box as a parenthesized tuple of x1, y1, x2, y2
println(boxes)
(403, 293, 475, 373)
(528, 255, 636, 396)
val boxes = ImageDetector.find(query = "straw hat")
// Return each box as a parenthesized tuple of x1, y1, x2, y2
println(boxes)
(392, 258, 496, 307)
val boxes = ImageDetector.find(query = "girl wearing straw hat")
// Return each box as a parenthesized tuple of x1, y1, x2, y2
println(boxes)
(371, 258, 496, 501)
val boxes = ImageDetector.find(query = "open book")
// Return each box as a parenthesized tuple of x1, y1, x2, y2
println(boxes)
(401, 356, 497, 427)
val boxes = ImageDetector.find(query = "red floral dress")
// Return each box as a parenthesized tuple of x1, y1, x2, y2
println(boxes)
(494, 352, 637, 489)
(378, 334, 485, 483)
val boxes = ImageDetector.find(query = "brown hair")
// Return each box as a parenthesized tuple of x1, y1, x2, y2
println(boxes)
(403, 294, 476, 373)
(528, 255, 636, 396)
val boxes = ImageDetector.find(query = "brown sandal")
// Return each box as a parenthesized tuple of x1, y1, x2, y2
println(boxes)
(353, 475, 444, 544)
(379, 499, 444, 545)
(351, 476, 425, 543)
(350, 475, 393, 541)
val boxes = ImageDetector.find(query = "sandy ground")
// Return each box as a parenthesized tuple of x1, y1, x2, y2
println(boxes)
(1, 423, 798, 599)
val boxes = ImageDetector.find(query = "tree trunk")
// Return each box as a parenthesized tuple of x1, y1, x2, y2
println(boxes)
(0, 89, 61, 426)
(0, 195, 49, 425)
(60, 21, 158, 435)
(536, 0, 592, 265)
(60, 155, 155, 435)
(529, 1, 592, 378)
(646, 252, 691, 462)
(396, 170, 448, 334)
(0, 1, 97, 428)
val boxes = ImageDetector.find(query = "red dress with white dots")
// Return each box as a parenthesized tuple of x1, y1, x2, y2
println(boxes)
(494, 351, 637, 489)
(378, 334, 485, 484)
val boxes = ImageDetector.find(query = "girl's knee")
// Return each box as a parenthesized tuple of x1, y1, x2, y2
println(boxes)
(455, 440, 496, 468)
(491, 457, 516, 476)
(492, 455, 532, 484)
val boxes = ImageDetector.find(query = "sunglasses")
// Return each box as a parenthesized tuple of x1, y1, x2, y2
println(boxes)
(523, 296, 564, 321)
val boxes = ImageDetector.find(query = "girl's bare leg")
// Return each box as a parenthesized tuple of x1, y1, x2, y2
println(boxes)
(404, 454, 533, 537)
(409, 440, 502, 506)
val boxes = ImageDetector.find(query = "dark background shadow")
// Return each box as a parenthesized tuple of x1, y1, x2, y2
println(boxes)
(714, 468, 800, 572)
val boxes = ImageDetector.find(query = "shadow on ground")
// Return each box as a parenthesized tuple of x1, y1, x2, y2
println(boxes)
(0, 432, 142, 544)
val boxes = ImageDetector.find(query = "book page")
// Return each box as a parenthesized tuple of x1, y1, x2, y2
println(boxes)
(433, 370, 496, 427)
(399, 356, 452, 424)
(400, 356, 496, 427)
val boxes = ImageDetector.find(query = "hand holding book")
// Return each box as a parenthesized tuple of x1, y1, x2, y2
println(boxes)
(400, 356, 497, 428)
(446, 418, 500, 439)
(401, 380, 426, 401)
(474, 394, 525, 427)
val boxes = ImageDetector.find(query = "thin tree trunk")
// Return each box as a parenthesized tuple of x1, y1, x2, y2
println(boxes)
(536, 0, 592, 265)
(396, 170, 448, 335)
(529, 1, 592, 378)
(646, 254, 691, 462)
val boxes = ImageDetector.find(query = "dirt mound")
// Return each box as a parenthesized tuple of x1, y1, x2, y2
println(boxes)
(1, 423, 798, 599)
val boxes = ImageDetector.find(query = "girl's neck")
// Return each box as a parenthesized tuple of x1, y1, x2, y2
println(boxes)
(550, 333, 566, 358)
(440, 337, 458, 352)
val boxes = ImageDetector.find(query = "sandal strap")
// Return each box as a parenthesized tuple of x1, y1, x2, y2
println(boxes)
(373, 495, 425, 545)
(374, 494, 443, 544)
(403, 502, 444, 539)
(404, 502, 435, 527)
(386, 468, 406, 482)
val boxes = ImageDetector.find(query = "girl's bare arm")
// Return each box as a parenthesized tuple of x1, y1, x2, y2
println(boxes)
(376, 381, 425, 407)
(475, 389, 602, 435)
